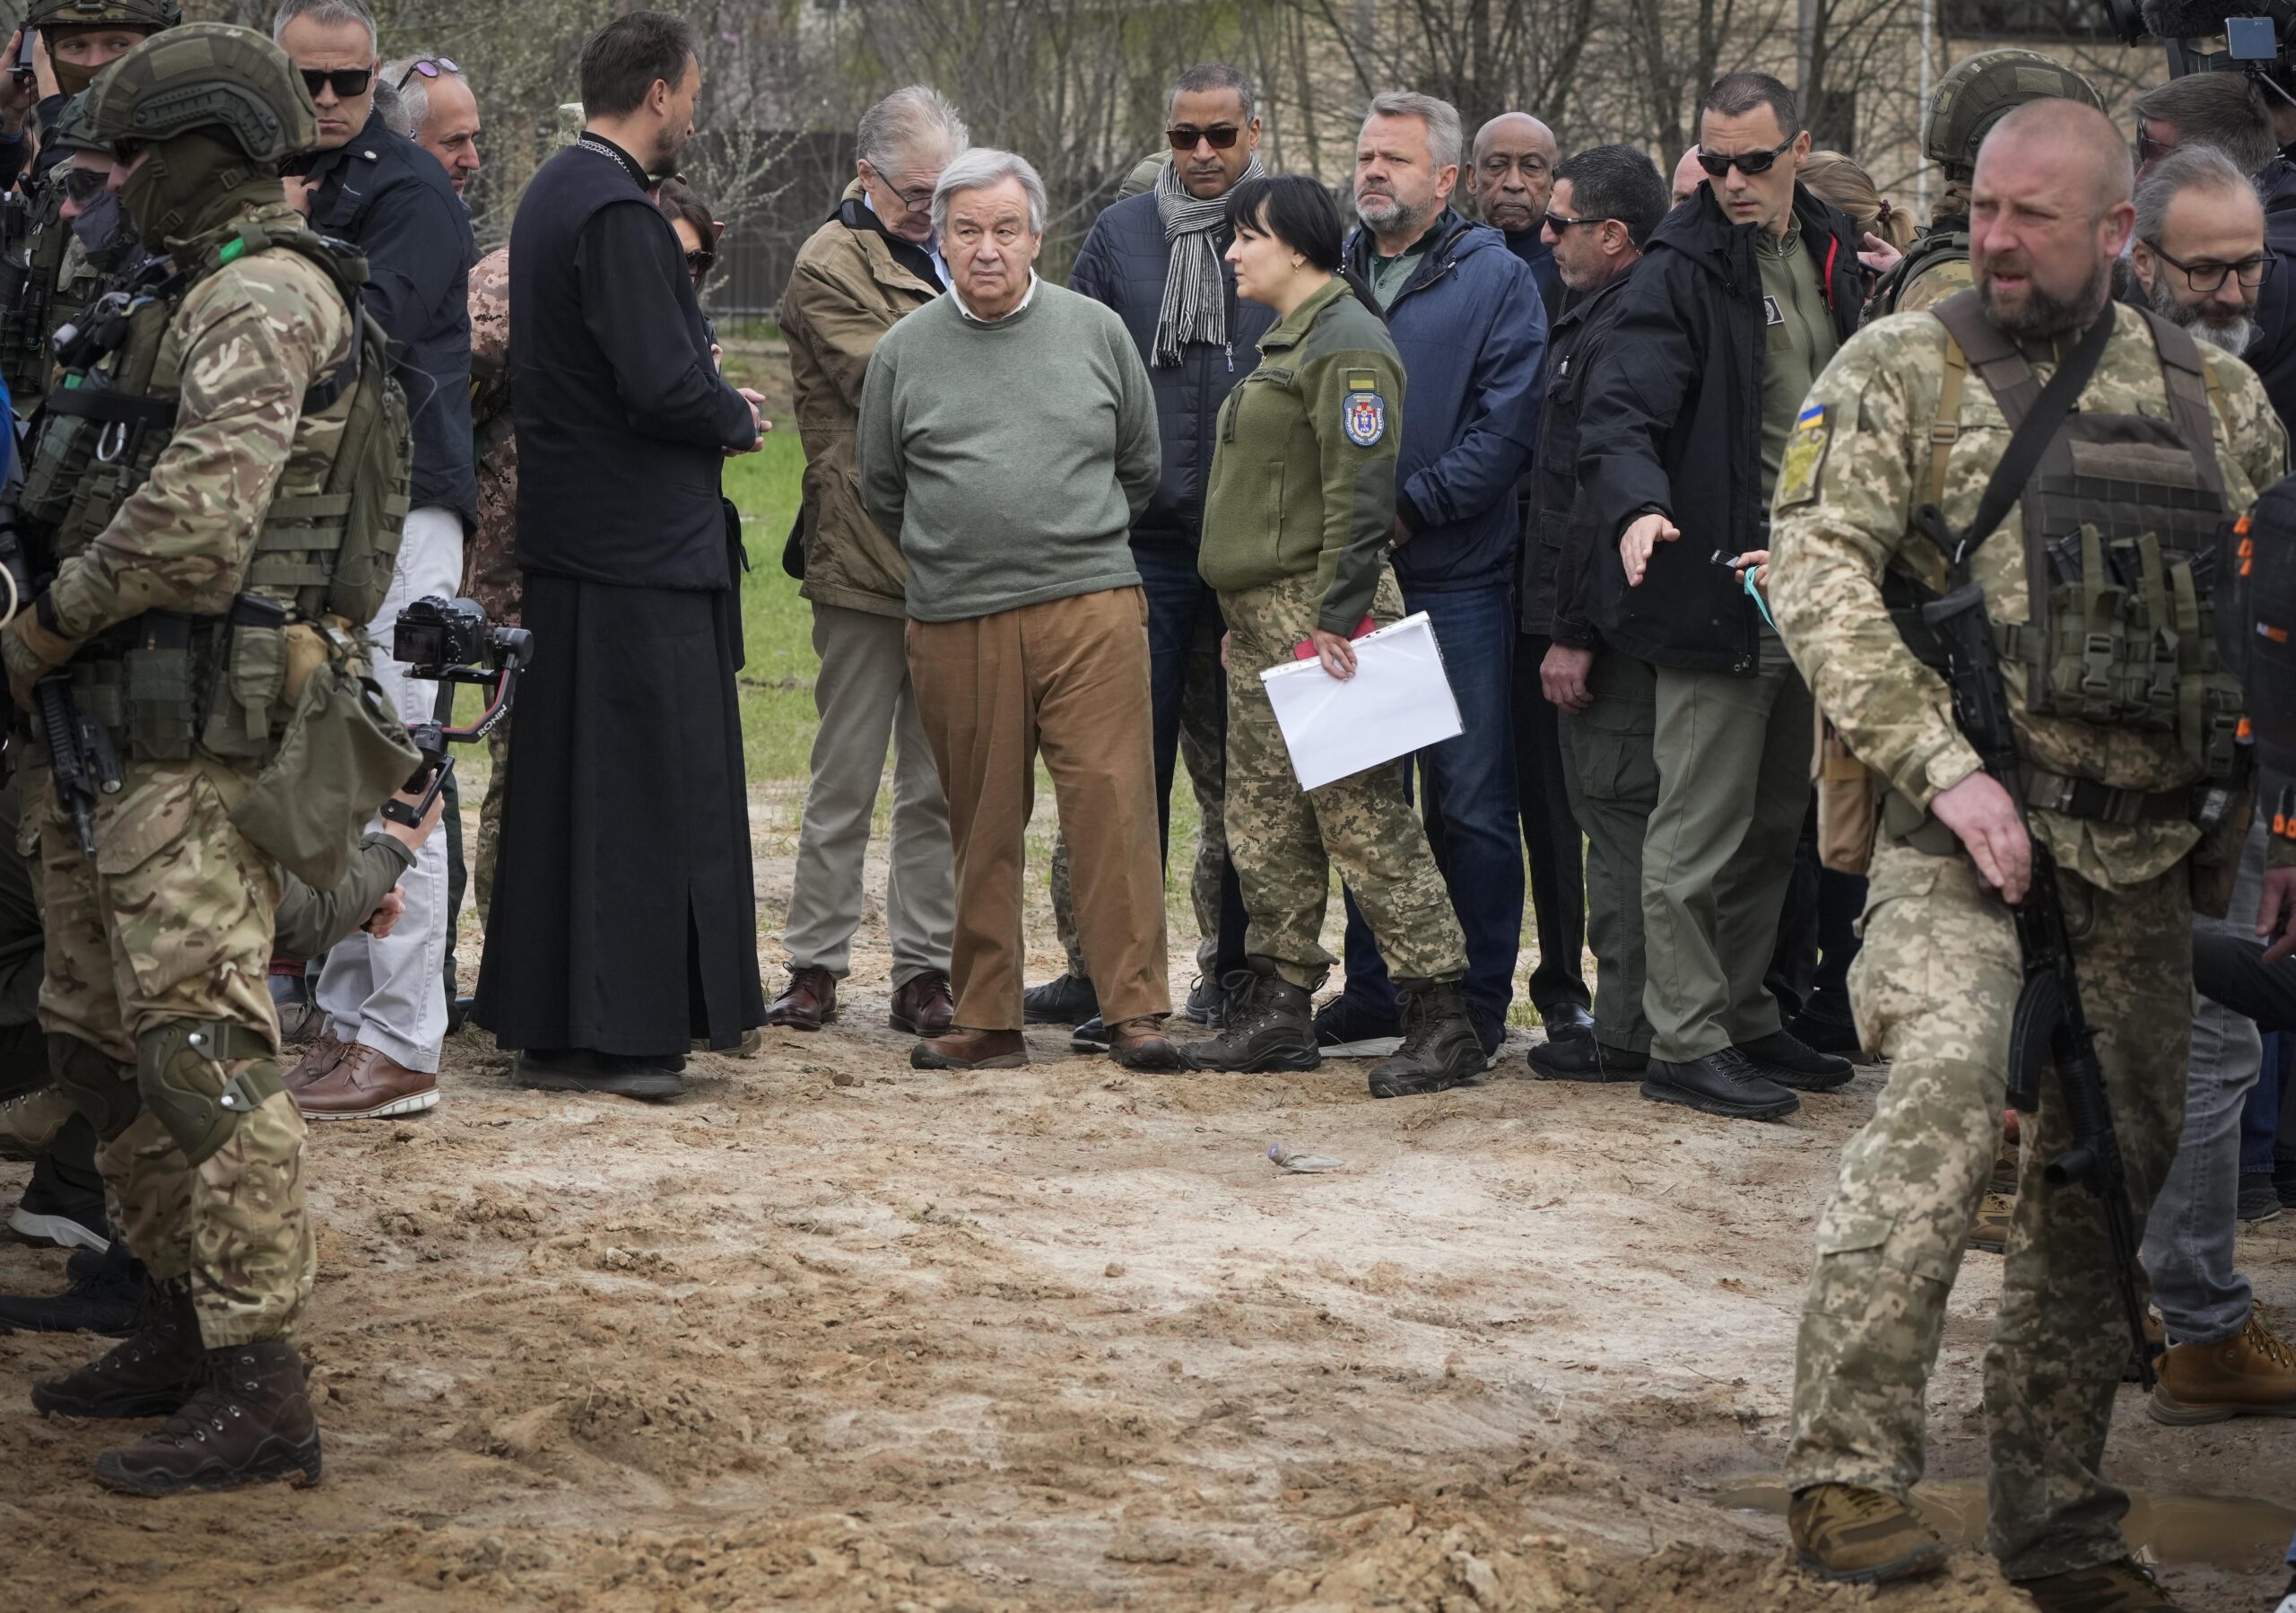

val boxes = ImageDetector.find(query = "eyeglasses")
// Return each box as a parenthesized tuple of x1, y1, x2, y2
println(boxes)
(300, 66, 373, 100)
(684, 248, 714, 281)
(2144, 239, 2274, 292)
(865, 168, 935, 214)
(394, 56, 458, 90)
(1695, 135, 1796, 177)
(1167, 124, 1241, 152)
(58, 167, 108, 205)
(2135, 120, 2173, 168)
(1543, 210, 1610, 231)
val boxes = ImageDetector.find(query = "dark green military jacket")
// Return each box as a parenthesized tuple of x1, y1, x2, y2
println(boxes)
(1198, 276, 1405, 633)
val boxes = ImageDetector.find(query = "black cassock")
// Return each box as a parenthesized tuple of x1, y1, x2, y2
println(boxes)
(473, 132, 764, 1057)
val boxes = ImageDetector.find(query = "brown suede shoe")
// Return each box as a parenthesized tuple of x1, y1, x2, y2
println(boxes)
(910, 1027, 1028, 1070)
(2149, 1312, 2296, 1424)
(765, 965, 838, 1031)
(1788, 1483, 1949, 1584)
(283, 1031, 346, 1093)
(295, 1043, 439, 1120)
(93, 1339, 321, 1496)
(1108, 1015, 1186, 1071)
(890, 970, 955, 1036)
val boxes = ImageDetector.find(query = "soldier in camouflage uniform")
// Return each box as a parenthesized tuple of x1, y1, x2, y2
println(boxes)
(1182, 175, 1480, 1099)
(3, 23, 409, 1495)
(1866, 49, 2104, 321)
(1770, 100, 2287, 1609)
(463, 242, 517, 923)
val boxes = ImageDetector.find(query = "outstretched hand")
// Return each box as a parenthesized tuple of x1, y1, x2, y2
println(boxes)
(1620, 512, 1681, 587)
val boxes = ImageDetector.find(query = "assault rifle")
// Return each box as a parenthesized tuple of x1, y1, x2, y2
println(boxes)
(0, 518, 120, 859)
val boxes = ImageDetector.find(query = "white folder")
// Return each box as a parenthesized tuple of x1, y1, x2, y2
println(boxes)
(1257, 611, 1463, 791)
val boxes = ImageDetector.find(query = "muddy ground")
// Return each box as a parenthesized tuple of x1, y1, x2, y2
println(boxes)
(0, 812, 2291, 1612)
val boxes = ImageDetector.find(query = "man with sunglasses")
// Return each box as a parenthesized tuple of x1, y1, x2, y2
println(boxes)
(274, 0, 477, 1124)
(1578, 71, 1864, 1123)
(381, 54, 479, 199)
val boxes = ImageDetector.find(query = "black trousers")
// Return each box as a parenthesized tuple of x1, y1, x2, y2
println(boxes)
(1511, 632, 1589, 1016)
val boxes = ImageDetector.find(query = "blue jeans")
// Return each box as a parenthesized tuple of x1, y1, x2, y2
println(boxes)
(1135, 541, 1248, 972)
(1336, 581, 1523, 1039)
(2244, 1035, 2284, 1178)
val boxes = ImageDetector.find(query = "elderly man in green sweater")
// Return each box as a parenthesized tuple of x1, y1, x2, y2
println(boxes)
(857, 146, 1179, 1074)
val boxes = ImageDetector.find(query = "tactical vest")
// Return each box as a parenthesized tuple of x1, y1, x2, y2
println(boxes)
(1864, 224, 1970, 321)
(14, 217, 411, 763)
(0, 178, 69, 411)
(1924, 292, 2247, 789)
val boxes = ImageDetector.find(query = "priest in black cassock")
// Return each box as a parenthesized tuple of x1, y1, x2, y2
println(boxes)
(473, 10, 766, 1099)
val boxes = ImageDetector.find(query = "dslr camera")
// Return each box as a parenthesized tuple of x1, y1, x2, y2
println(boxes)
(382, 595, 535, 829)
(2111, 0, 2296, 82)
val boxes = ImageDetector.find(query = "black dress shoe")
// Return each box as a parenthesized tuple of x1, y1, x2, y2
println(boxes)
(513, 1049, 686, 1101)
(1537, 1001, 1595, 1037)
(1022, 973, 1098, 1026)
(1641, 1049, 1799, 1121)
(1524, 1028, 1648, 1083)
(1738, 1029, 1855, 1092)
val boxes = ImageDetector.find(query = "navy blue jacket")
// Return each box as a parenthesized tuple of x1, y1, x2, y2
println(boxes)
(2249, 158, 2296, 439)
(1343, 209, 1547, 593)
(1500, 225, 1565, 324)
(1070, 191, 1275, 549)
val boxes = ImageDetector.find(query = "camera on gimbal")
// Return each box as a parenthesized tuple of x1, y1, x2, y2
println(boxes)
(380, 594, 534, 830)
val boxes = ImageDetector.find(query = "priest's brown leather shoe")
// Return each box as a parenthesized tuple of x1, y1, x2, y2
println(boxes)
(910, 1028, 1027, 1070)
(890, 971, 955, 1036)
(1108, 1016, 1187, 1071)
(765, 965, 838, 1030)
(296, 1043, 439, 1120)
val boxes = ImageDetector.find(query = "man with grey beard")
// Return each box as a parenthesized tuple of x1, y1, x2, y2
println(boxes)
(2132, 144, 2268, 359)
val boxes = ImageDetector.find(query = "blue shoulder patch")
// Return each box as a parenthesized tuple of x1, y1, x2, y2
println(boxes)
(1344, 391, 1387, 448)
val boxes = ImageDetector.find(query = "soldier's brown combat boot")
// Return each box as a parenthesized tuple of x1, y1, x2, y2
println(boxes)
(2148, 1312, 2296, 1424)
(1367, 980, 1483, 1099)
(31, 1278, 202, 1418)
(2013, 1556, 2184, 1611)
(1186, 959, 1320, 1073)
(93, 1339, 321, 1495)
(1788, 1483, 1949, 1584)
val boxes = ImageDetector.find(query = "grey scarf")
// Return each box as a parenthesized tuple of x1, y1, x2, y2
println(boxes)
(1153, 152, 1265, 368)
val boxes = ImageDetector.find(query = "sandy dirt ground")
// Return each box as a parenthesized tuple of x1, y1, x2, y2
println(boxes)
(0, 815, 2291, 1612)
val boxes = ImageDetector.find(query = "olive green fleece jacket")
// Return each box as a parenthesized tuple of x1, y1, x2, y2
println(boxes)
(1197, 276, 1406, 633)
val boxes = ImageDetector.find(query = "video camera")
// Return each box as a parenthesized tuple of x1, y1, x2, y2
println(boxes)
(382, 595, 533, 831)
(2111, 0, 2296, 83)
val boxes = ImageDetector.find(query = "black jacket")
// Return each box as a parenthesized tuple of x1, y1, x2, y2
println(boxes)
(293, 108, 477, 527)
(509, 134, 758, 590)
(1068, 190, 1275, 548)
(2249, 158, 2296, 438)
(1523, 262, 1640, 645)
(1578, 183, 1863, 674)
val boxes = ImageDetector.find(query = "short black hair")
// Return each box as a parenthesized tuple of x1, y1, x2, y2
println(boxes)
(1226, 173, 1384, 315)
(580, 11, 698, 121)
(1701, 70, 1800, 139)
(1171, 62, 1256, 123)
(1553, 143, 1669, 248)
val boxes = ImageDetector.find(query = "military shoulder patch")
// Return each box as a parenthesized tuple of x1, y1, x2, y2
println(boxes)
(1775, 402, 1831, 510)
(1344, 390, 1387, 448)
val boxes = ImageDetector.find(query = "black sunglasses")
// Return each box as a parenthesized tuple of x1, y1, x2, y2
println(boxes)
(1543, 209, 1611, 231)
(59, 167, 109, 205)
(300, 66, 372, 100)
(685, 248, 713, 278)
(1696, 135, 1796, 177)
(2145, 238, 2274, 292)
(394, 56, 457, 90)
(1167, 124, 1241, 152)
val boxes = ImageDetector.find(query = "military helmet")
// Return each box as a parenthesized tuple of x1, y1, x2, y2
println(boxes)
(1923, 48, 2106, 178)
(40, 92, 104, 155)
(25, 0, 181, 35)
(83, 22, 317, 165)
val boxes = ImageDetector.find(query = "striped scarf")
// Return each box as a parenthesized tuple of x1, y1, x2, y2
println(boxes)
(1152, 152, 1265, 368)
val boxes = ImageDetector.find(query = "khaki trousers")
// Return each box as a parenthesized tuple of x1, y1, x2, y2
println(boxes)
(907, 588, 1170, 1030)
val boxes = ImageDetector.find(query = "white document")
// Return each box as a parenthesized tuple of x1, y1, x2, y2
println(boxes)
(1257, 611, 1463, 791)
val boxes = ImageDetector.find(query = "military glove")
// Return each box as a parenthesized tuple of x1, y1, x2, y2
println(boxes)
(3, 606, 74, 711)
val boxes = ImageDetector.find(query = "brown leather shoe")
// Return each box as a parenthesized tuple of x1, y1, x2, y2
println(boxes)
(910, 1027, 1027, 1070)
(2149, 1312, 2296, 1424)
(890, 970, 955, 1036)
(296, 1043, 439, 1120)
(283, 1031, 346, 1092)
(1108, 1015, 1186, 1071)
(765, 965, 838, 1031)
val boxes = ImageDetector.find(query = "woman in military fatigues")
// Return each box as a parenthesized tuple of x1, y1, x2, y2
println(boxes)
(1183, 176, 1480, 1098)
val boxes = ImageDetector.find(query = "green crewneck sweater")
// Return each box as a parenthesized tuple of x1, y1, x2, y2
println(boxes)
(857, 280, 1161, 622)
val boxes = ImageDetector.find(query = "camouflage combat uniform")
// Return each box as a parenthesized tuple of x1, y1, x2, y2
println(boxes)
(462, 245, 517, 922)
(1770, 299, 2286, 1577)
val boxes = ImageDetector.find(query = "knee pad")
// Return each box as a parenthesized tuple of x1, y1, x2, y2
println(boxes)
(48, 1032, 138, 1141)
(134, 1021, 282, 1167)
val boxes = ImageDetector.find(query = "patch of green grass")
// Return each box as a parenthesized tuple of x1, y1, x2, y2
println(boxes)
(725, 434, 816, 782)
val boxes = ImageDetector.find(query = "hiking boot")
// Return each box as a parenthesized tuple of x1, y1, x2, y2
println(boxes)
(1313, 992, 1404, 1056)
(283, 1031, 347, 1093)
(909, 1027, 1028, 1070)
(1022, 972, 1097, 1026)
(1969, 1191, 2015, 1255)
(888, 971, 954, 1037)
(0, 1086, 75, 1163)
(0, 1238, 145, 1336)
(764, 964, 838, 1031)
(1182, 974, 1228, 1027)
(2013, 1556, 2184, 1612)
(1069, 1016, 1112, 1053)
(512, 1049, 685, 1101)
(2237, 1173, 2283, 1224)
(1186, 960, 1320, 1073)
(1641, 1049, 1799, 1121)
(1787, 1483, 1949, 1584)
(9, 1148, 109, 1252)
(1737, 1028, 1855, 1092)
(32, 1280, 203, 1419)
(2149, 1312, 2296, 1424)
(1108, 1016, 1187, 1072)
(93, 1339, 321, 1496)
(1368, 980, 1483, 1099)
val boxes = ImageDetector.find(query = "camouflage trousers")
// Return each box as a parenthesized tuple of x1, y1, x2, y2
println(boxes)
(1219, 569, 1465, 991)
(473, 715, 512, 926)
(1053, 626, 1229, 979)
(1786, 834, 2188, 1580)
(31, 754, 313, 1348)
